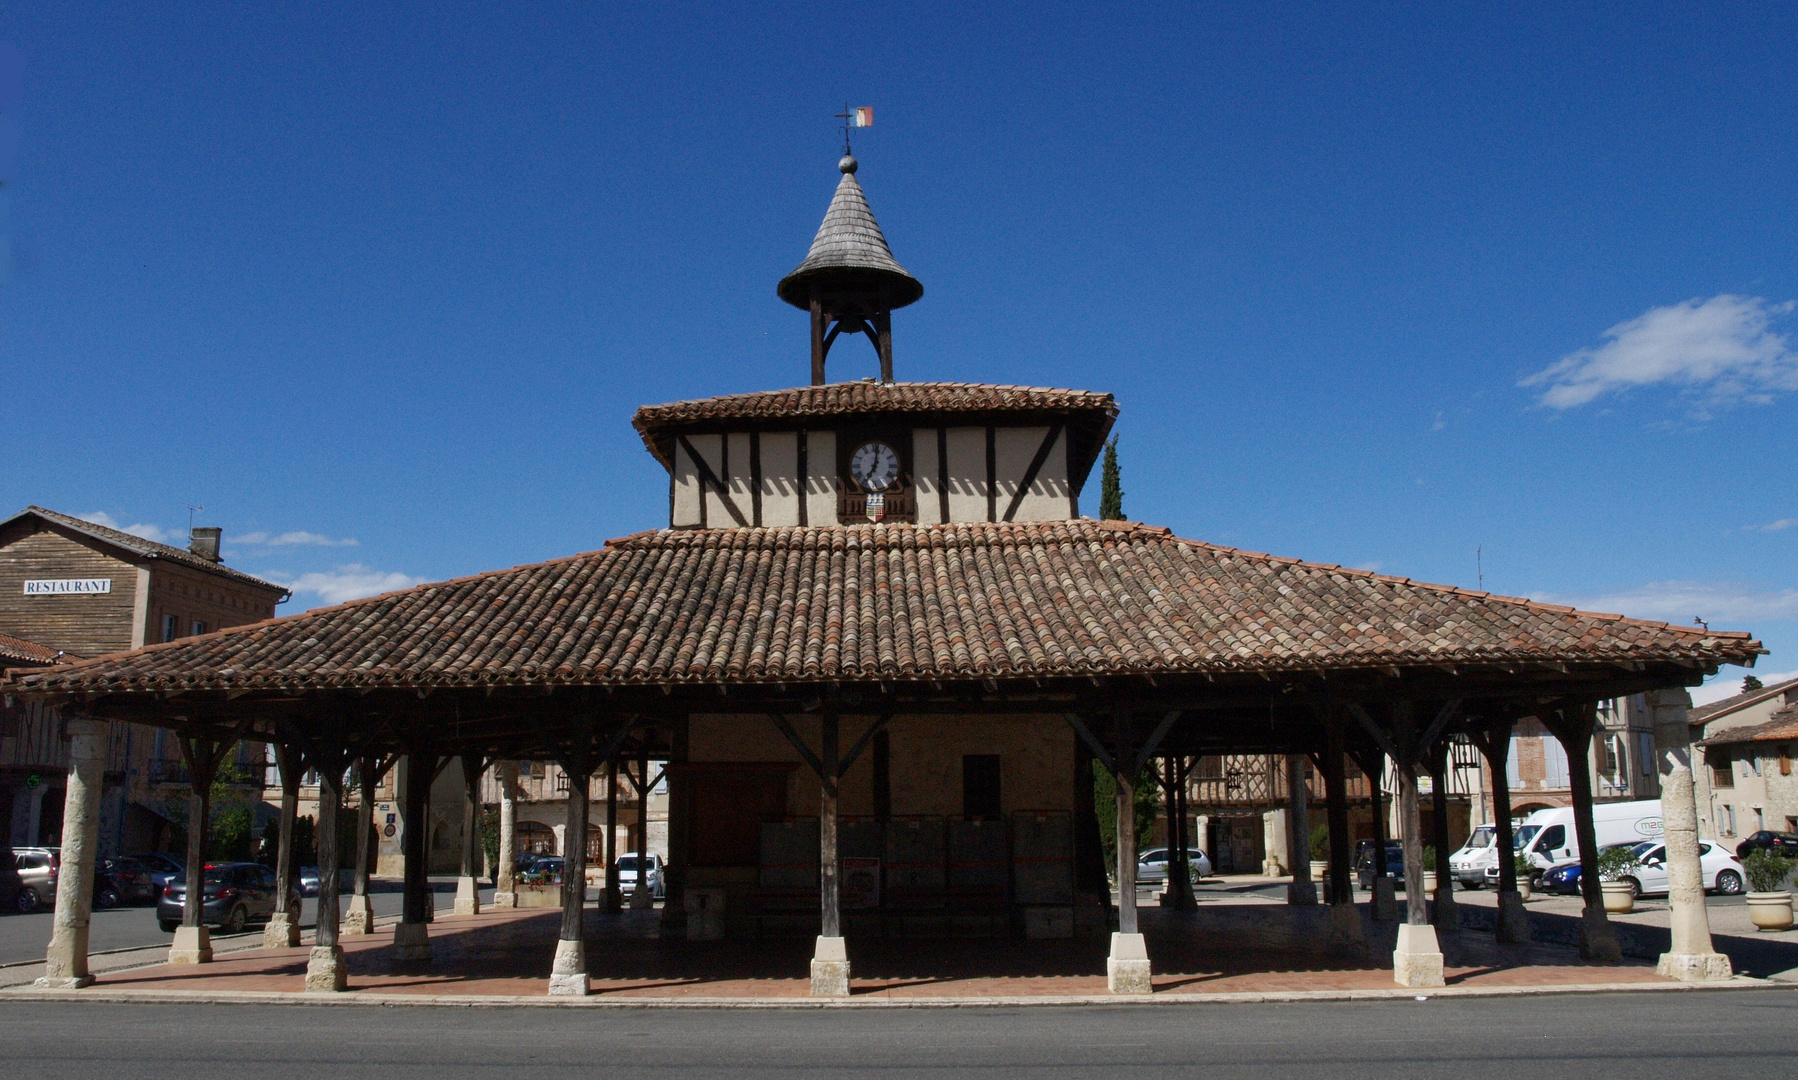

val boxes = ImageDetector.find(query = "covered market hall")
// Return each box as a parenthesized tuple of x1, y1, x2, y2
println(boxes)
(8, 150, 1762, 998)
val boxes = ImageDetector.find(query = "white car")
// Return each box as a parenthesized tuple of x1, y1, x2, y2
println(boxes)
(1137, 847, 1212, 883)
(616, 853, 665, 899)
(1620, 840, 1745, 897)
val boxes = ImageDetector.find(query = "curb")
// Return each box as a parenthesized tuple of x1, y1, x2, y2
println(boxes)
(0, 976, 1779, 1010)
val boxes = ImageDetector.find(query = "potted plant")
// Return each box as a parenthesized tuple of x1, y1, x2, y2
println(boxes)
(1421, 845, 1438, 899)
(1596, 845, 1641, 914)
(1512, 852, 1535, 901)
(1308, 824, 1330, 885)
(1743, 851, 1795, 932)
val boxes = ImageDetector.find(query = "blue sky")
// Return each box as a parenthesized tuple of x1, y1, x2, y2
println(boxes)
(3, 4, 1794, 702)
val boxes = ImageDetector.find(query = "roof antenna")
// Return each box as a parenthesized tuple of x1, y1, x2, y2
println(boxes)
(186, 504, 204, 531)
(1694, 616, 1709, 631)
(1476, 546, 1483, 590)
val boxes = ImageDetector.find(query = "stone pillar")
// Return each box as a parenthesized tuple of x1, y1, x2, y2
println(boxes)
(603, 759, 621, 912)
(306, 765, 347, 991)
(1650, 689, 1733, 981)
(456, 756, 483, 916)
(1428, 743, 1458, 933)
(264, 744, 303, 949)
(37, 718, 106, 988)
(394, 752, 433, 961)
(1285, 755, 1317, 905)
(548, 765, 591, 996)
(1261, 807, 1286, 877)
(1107, 765, 1152, 993)
(811, 712, 849, 996)
(493, 761, 519, 908)
(343, 756, 377, 935)
(1392, 759, 1444, 987)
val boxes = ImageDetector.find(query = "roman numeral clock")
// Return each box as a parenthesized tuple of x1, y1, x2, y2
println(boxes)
(849, 439, 901, 521)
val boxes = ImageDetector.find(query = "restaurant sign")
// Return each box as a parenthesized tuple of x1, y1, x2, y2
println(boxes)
(23, 578, 113, 596)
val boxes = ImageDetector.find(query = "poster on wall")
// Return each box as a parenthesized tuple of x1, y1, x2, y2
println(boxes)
(841, 857, 881, 910)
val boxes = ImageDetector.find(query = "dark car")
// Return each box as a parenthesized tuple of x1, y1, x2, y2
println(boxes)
(13, 848, 124, 913)
(124, 852, 186, 893)
(157, 862, 282, 934)
(521, 857, 565, 884)
(99, 857, 157, 905)
(1538, 860, 1583, 895)
(1735, 831, 1798, 861)
(1354, 840, 1406, 889)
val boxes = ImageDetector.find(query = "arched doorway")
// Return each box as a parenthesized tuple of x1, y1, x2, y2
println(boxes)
(517, 820, 557, 855)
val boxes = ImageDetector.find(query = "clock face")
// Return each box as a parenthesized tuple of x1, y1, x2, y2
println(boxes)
(849, 441, 900, 493)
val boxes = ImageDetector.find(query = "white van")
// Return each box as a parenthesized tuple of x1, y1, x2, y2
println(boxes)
(1448, 823, 1499, 887)
(1480, 800, 1665, 884)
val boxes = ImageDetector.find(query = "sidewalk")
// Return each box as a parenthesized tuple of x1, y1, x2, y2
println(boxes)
(4, 901, 1758, 1007)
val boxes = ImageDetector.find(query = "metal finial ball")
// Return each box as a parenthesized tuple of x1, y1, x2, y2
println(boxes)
(839, 155, 858, 174)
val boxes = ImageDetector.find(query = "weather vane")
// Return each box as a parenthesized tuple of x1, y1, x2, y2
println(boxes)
(833, 103, 873, 155)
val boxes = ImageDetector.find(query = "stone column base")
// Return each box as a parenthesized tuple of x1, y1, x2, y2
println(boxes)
(547, 938, 588, 996)
(392, 920, 432, 961)
(810, 935, 851, 997)
(1370, 878, 1399, 921)
(1392, 923, 1445, 987)
(1495, 890, 1531, 944)
(33, 974, 94, 989)
(341, 894, 374, 936)
(454, 876, 481, 916)
(305, 945, 347, 992)
(168, 925, 213, 965)
(1285, 881, 1318, 905)
(1656, 951, 1734, 982)
(492, 890, 518, 909)
(1106, 932, 1153, 994)
(264, 911, 301, 949)
(1578, 906, 1621, 962)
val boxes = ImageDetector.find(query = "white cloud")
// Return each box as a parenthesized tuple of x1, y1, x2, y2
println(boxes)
(1746, 518, 1797, 533)
(78, 511, 177, 544)
(1691, 668, 1798, 707)
(1538, 580, 1798, 626)
(235, 530, 358, 548)
(1521, 295, 1798, 411)
(279, 564, 427, 606)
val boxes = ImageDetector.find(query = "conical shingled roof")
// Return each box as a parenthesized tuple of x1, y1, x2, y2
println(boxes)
(777, 157, 923, 310)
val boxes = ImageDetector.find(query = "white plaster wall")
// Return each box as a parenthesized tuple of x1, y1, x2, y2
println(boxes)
(944, 427, 989, 522)
(993, 426, 1071, 522)
(759, 431, 802, 527)
(671, 439, 704, 527)
(726, 432, 754, 522)
(912, 427, 943, 525)
(804, 429, 838, 526)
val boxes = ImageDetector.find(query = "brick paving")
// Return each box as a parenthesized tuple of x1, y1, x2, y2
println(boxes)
(75, 904, 1674, 1000)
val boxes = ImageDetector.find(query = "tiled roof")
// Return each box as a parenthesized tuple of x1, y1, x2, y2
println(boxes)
(777, 160, 922, 309)
(0, 632, 64, 666)
(1698, 705, 1798, 746)
(6, 520, 1760, 695)
(6, 507, 289, 595)
(636, 380, 1115, 434)
(1687, 676, 1798, 723)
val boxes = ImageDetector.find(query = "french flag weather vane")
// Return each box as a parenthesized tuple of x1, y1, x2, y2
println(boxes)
(834, 104, 873, 154)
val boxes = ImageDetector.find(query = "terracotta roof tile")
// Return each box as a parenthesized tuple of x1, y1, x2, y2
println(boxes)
(7, 520, 1759, 695)
(1698, 705, 1798, 746)
(1687, 676, 1798, 723)
(0, 633, 64, 666)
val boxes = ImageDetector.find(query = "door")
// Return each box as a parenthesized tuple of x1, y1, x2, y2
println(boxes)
(1634, 846, 1669, 895)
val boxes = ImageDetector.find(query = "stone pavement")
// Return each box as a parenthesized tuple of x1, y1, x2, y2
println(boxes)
(0, 902, 1707, 1004)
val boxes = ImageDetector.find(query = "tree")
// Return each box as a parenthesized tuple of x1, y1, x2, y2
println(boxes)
(1744, 675, 1764, 693)
(1099, 436, 1124, 521)
(1093, 761, 1158, 874)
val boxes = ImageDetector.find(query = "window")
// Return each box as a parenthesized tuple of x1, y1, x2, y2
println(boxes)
(1748, 756, 1763, 778)
(1638, 732, 1655, 777)
(1754, 807, 1765, 831)
(191, 620, 207, 636)
(1535, 825, 1566, 854)
(516, 821, 557, 855)
(1542, 739, 1571, 788)
(962, 754, 1001, 820)
(1505, 738, 1522, 787)
(1723, 805, 1737, 835)
(161, 614, 179, 642)
(1781, 747, 1792, 777)
(1712, 752, 1734, 788)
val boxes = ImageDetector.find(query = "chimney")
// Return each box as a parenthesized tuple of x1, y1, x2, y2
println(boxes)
(189, 527, 222, 563)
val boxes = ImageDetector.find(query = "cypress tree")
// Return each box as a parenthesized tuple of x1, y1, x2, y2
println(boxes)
(1099, 436, 1124, 520)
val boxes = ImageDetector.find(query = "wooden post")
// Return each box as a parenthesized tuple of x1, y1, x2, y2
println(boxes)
(1322, 733, 1353, 905)
(810, 288, 826, 385)
(1115, 765, 1138, 935)
(1548, 702, 1621, 961)
(1428, 741, 1458, 930)
(264, 742, 303, 947)
(604, 758, 621, 912)
(1397, 761, 1428, 925)
(1472, 714, 1528, 943)
(819, 712, 840, 938)
(316, 768, 342, 948)
(402, 753, 430, 925)
(629, 749, 653, 910)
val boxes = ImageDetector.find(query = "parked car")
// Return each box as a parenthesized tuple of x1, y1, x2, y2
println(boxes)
(1137, 847, 1212, 883)
(1734, 830, 1798, 861)
(298, 866, 320, 896)
(124, 852, 185, 894)
(616, 853, 664, 899)
(158, 862, 283, 933)
(13, 848, 124, 913)
(1448, 824, 1499, 888)
(99, 857, 157, 905)
(1354, 840, 1406, 889)
(522, 856, 565, 884)
(1508, 801, 1665, 875)
(1618, 840, 1746, 897)
(1536, 859, 1583, 896)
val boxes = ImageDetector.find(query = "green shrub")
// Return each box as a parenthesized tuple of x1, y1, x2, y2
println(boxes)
(1744, 850, 1796, 893)
(1422, 845, 1436, 869)
(1309, 823, 1330, 861)
(1596, 844, 1641, 882)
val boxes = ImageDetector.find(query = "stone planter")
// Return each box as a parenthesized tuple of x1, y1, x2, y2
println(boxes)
(1421, 871, 1438, 899)
(1516, 878, 1533, 902)
(516, 883, 563, 909)
(1746, 892, 1795, 932)
(1600, 880, 1635, 914)
(1309, 860, 1329, 884)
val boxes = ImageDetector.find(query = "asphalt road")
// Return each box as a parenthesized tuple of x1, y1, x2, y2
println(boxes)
(0, 989, 1788, 1077)
(0, 878, 477, 966)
